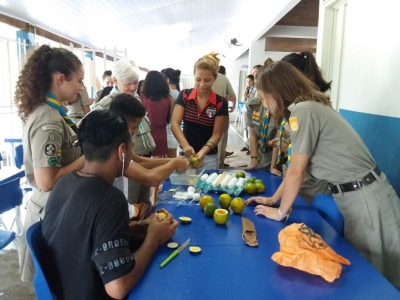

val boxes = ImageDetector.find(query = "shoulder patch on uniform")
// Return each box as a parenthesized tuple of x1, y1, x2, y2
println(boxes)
(47, 157, 57, 167)
(252, 111, 260, 121)
(289, 117, 299, 131)
(41, 124, 63, 134)
(44, 143, 56, 156)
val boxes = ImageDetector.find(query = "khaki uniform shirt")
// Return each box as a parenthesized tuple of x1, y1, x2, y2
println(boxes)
(23, 104, 81, 190)
(288, 101, 375, 183)
(64, 89, 91, 122)
(212, 73, 235, 98)
(246, 97, 277, 169)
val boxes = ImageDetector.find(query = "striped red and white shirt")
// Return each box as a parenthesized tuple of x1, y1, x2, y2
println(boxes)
(176, 88, 228, 154)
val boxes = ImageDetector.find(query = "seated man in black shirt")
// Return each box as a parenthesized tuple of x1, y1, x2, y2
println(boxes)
(42, 110, 179, 300)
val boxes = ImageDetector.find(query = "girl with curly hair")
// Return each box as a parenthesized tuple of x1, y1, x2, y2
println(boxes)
(15, 44, 85, 282)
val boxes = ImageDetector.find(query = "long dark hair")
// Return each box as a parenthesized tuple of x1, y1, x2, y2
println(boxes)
(256, 61, 331, 121)
(161, 68, 181, 91)
(15, 45, 82, 120)
(281, 51, 331, 93)
(142, 71, 170, 101)
(137, 80, 144, 96)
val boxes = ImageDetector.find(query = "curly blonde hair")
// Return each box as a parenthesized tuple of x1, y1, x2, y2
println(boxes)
(14, 45, 82, 121)
(194, 52, 220, 78)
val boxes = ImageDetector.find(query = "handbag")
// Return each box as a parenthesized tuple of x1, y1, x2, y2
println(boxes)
(133, 115, 156, 155)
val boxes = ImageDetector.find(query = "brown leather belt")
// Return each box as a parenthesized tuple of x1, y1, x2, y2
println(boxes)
(328, 166, 381, 194)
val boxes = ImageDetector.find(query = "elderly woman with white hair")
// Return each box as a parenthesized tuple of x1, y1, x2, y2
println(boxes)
(92, 59, 175, 205)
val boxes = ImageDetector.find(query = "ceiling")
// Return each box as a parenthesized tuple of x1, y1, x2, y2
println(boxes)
(0, 0, 300, 70)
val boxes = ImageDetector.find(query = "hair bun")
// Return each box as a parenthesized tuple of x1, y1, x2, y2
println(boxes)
(175, 69, 181, 76)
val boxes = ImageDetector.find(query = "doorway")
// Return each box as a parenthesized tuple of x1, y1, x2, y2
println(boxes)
(317, 0, 348, 111)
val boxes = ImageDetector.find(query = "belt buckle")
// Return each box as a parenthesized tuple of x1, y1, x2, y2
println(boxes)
(354, 181, 365, 190)
(328, 184, 340, 194)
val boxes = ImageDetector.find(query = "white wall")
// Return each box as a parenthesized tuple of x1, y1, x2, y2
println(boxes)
(230, 46, 292, 87)
(336, 0, 400, 118)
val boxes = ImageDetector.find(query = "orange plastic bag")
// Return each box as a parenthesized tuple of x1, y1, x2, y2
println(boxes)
(271, 223, 350, 282)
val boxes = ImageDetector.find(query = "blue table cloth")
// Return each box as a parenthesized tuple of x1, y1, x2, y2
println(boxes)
(129, 170, 400, 300)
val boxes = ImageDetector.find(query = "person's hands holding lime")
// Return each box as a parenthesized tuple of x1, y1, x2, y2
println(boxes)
(183, 145, 195, 158)
(189, 153, 204, 168)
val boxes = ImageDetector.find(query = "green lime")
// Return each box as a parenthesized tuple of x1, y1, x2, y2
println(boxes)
(244, 183, 256, 194)
(204, 202, 218, 217)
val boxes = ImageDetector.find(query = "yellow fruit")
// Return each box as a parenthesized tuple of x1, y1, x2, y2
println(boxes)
(190, 155, 200, 167)
(158, 212, 167, 220)
(247, 178, 256, 184)
(218, 194, 232, 209)
(235, 171, 246, 178)
(213, 209, 229, 225)
(189, 246, 202, 254)
(255, 183, 265, 193)
(199, 195, 214, 209)
(231, 197, 245, 214)
(179, 216, 192, 223)
(244, 183, 256, 194)
(204, 202, 218, 217)
(254, 179, 264, 185)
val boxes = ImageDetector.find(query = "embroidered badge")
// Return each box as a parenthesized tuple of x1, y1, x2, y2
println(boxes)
(41, 124, 63, 134)
(48, 132, 55, 141)
(289, 117, 299, 131)
(47, 157, 57, 167)
(252, 111, 260, 121)
(206, 107, 216, 118)
(44, 143, 56, 156)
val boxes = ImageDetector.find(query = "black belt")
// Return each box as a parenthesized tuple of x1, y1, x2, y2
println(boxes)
(328, 166, 381, 194)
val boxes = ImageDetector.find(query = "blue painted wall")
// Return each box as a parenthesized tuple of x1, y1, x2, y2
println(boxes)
(340, 109, 400, 196)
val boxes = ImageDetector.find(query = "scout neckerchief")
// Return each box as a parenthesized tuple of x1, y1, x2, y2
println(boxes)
(277, 118, 292, 166)
(45, 92, 77, 133)
(257, 110, 270, 162)
(112, 87, 153, 151)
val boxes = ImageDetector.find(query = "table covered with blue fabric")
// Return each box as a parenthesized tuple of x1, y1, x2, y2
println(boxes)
(129, 170, 400, 300)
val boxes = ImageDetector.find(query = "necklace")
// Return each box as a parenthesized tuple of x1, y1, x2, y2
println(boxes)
(77, 170, 100, 177)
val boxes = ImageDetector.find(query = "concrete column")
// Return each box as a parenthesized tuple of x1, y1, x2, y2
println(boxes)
(248, 38, 265, 74)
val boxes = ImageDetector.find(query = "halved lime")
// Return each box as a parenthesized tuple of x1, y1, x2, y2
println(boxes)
(179, 216, 192, 223)
(167, 242, 178, 249)
(189, 246, 201, 253)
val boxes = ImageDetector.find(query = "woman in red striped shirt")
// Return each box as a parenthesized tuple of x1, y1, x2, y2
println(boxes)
(171, 52, 228, 170)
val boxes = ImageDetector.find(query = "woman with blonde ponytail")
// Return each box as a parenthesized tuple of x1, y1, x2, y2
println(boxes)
(171, 52, 228, 170)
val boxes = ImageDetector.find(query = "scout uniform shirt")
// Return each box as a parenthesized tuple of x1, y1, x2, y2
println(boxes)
(288, 101, 375, 183)
(64, 88, 91, 123)
(176, 88, 228, 154)
(245, 96, 277, 169)
(288, 100, 400, 286)
(21, 102, 81, 282)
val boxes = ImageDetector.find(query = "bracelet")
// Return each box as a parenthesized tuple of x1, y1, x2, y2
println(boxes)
(277, 208, 286, 221)
(207, 140, 216, 147)
(204, 144, 212, 149)
(251, 156, 258, 159)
